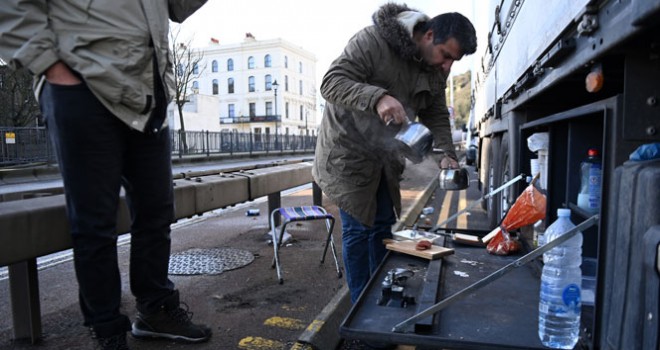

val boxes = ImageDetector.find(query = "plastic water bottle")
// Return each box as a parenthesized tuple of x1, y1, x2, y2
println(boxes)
(577, 149, 601, 212)
(538, 208, 583, 349)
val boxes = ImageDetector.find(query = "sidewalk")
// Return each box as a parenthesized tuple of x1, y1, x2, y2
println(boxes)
(0, 157, 441, 350)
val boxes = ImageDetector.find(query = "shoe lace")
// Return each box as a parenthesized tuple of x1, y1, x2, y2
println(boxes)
(167, 302, 195, 325)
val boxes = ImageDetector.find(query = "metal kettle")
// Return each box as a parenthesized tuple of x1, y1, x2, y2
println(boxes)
(394, 121, 433, 164)
(438, 167, 469, 191)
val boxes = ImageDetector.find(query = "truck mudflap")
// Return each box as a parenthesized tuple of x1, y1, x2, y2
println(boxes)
(601, 159, 660, 350)
(339, 231, 557, 350)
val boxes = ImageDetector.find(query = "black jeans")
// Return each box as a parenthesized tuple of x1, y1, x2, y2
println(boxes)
(41, 81, 176, 337)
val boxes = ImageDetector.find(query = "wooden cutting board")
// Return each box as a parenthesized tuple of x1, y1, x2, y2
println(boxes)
(383, 239, 454, 260)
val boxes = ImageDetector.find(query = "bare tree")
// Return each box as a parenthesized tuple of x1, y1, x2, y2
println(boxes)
(0, 61, 41, 127)
(169, 28, 205, 153)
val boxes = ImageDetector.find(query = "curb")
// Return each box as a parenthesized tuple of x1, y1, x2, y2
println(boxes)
(292, 174, 440, 350)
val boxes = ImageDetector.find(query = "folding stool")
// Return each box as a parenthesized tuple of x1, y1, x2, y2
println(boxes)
(269, 205, 342, 284)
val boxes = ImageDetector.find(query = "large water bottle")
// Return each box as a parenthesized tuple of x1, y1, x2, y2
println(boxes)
(538, 208, 583, 349)
(577, 149, 601, 212)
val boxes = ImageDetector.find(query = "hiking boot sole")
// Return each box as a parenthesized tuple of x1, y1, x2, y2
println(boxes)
(131, 325, 211, 343)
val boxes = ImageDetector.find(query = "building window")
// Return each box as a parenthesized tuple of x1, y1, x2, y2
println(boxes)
(285, 102, 290, 119)
(191, 81, 199, 92)
(264, 54, 272, 68)
(227, 58, 234, 71)
(266, 101, 273, 116)
(193, 63, 199, 75)
(227, 78, 234, 94)
(284, 56, 288, 69)
(265, 74, 272, 91)
(300, 105, 304, 120)
(212, 79, 218, 95)
(228, 104, 235, 117)
(212, 60, 218, 72)
(176, 64, 184, 76)
(285, 76, 289, 92)
(248, 56, 255, 69)
(249, 103, 256, 117)
(248, 76, 255, 92)
(299, 61, 303, 73)
(299, 80, 303, 95)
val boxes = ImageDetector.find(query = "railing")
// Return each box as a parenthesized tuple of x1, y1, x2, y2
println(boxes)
(0, 127, 55, 167)
(0, 127, 317, 167)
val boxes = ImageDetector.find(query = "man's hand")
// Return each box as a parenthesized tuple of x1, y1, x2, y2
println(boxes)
(440, 156, 459, 169)
(45, 61, 81, 85)
(376, 95, 408, 125)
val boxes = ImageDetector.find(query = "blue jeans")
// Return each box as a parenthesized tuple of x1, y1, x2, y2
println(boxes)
(340, 178, 396, 303)
(41, 81, 176, 337)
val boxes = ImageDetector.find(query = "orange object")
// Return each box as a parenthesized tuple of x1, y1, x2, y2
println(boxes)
(487, 183, 547, 255)
(585, 70, 604, 93)
(487, 230, 521, 255)
(501, 183, 546, 232)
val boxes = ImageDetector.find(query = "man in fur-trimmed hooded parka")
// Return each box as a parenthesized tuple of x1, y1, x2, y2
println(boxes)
(312, 3, 476, 303)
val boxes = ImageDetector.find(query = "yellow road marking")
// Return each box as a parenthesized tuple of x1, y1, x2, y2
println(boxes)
(436, 190, 454, 227)
(305, 319, 325, 333)
(263, 316, 306, 330)
(457, 189, 467, 229)
(290, 342, 314, 350)
(238, 336, 285, 349)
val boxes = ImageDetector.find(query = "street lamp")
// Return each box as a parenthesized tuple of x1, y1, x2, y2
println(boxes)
(272, 80, 279, 147)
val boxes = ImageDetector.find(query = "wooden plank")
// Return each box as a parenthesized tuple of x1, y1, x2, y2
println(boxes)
(383, 239, 454, 260)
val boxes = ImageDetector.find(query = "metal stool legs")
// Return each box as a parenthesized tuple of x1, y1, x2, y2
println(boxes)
(270, 206, 342, 284)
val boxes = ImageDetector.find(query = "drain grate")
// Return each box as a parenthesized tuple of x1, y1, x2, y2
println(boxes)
(168, 247, 254, 275)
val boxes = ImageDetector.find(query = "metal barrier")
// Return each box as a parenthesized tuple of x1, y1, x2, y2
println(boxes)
(0, 127, 55, 166)
(0, 162, 321, 343)
(0, 127, 317, 167)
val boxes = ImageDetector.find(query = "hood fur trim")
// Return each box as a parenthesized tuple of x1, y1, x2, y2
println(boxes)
(372, 3, 428, 60)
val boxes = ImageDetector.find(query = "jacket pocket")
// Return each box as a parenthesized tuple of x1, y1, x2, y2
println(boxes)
(325, 144, 377, 186)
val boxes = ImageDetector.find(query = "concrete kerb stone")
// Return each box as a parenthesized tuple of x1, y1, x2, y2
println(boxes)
(291, 174, 440, 350)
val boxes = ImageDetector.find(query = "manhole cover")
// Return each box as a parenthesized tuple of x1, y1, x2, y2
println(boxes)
(168, 247, 254, 275)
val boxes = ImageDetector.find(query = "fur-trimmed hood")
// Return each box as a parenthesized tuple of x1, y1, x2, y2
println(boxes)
(372, 3, 429, 60)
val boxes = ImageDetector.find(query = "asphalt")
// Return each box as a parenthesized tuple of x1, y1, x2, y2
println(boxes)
(0, 155, 448, 350)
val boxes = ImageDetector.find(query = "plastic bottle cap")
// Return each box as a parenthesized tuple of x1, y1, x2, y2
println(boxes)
(588, 148, 599, 157)
(557, 208, 571, 217)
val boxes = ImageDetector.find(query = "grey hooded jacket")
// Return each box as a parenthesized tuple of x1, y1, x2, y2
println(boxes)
(0, 0, 206, 132)
(312, 3, 455, 226)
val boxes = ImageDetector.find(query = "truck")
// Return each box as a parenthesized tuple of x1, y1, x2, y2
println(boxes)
(470, 0, 660, 349)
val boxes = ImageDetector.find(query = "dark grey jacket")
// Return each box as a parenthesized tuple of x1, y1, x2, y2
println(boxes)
(313, 3, 454, 226)
(0, 0, 206, 132)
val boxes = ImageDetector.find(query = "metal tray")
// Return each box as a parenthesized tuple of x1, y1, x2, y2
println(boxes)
(340, 234, 552, 349)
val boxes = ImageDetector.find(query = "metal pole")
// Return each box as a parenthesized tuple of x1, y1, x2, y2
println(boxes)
(392, 214, 599, 333)
(433, 174, 524, 230)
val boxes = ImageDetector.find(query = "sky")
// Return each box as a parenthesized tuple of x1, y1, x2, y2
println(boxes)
(176, 0, 483, 86)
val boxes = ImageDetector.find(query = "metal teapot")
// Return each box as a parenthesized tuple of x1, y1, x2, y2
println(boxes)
(438, 167, 469, 191)
(394, 120, 433, 164)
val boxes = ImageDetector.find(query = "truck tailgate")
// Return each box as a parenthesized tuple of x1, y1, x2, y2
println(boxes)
(340, 236, 562, 349)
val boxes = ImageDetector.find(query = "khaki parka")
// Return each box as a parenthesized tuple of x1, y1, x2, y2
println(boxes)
(0, 0, 207, 132)
(312, 3, 456, 226)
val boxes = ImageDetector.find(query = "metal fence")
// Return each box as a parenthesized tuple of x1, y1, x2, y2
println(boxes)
(0, 127, 317, 167)
(0, 127, 55, 166)
(171, 130, 317, 158)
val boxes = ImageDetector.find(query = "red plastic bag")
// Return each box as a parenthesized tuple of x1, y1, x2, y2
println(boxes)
(501, 183, 546, 232)
(487, 182, 546, 255)
(486, 229, 521, 255)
